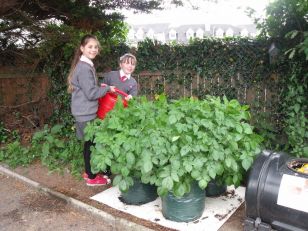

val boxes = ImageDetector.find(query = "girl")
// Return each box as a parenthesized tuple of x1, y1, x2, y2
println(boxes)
(67, 34, 115, 186)
(102, 53, 138, 100)
(101, 53, 138, 176)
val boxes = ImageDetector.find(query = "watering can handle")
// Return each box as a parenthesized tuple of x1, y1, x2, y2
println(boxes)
(101, 83, 128, 97)
(114, 88, 129, 97)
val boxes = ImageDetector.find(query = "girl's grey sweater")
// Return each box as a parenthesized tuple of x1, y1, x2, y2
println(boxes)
(102, 71, 138, 96)
(71, 61, 109, 122)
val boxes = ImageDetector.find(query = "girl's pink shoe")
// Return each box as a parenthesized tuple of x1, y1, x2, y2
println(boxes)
(86, 175, 111, 186)
(82, 172, 109, 180)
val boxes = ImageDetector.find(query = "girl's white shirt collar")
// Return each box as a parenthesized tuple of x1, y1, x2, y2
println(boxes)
(80, 55, 94, 67)
(120, 69, 131, 79)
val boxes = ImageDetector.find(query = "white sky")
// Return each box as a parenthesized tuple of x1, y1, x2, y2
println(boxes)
(122, 0, 270, 25)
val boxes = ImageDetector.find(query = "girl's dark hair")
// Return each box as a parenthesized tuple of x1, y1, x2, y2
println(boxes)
(67, 34, 100, 93)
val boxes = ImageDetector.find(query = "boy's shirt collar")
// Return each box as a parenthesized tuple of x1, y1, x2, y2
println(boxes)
(80, 55, 94, 67)
(120, 69, 130, 79)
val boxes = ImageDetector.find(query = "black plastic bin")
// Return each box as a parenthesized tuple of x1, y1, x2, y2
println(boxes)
(244, 150, 308, 231)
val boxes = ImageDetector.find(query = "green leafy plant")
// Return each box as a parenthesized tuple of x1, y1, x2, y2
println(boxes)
(0, 122, 9, 144)
(85, 95, 167, 192)
(0, 124, 84, 177)
(0, 122, 20, 144)
(0, 141, 34, 167)
(86, 94, 263, 197)
(282, 71, 308, 157)
(30, 124, 84, 174)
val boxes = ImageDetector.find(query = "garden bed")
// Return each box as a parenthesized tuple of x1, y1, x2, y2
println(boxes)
(7, 161, 245, 231)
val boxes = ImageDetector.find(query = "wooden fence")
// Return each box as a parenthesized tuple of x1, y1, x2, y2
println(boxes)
(1, 66, 282, 126)
(0, 66, 51, 122)
(135, 71, 281, 118)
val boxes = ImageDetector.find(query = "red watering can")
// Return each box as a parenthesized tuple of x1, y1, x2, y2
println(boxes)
(97, 86, 128, 120)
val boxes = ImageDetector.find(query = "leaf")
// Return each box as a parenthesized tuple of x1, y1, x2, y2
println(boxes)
(162, 176, 174, 190)
(191, 170, 200, 179)
(171, 171, 180, 182)
(121, 167, 130, 177)
(159, 170, 170, 179)
(285, 30, 299, 39)
(235, 124, 243, 133)
(157, 186, 168, 197)
(288, 49, 296, 59)
(180, 145, 190, 156)
(242, 157, 253, 171)
(225, 157, 232, 168)
(242, 123, 253, 134)
(209, 166, 216, 179)
(42, 143, 50, 156)
(119, 179, 129, 192)
(174, 183, 187, 197)
(231, 160, 238, 171)
(46, 135, 54, 143)
(293, 104, 300, 113)
(212, 149, 220, 161)
(184, 162, 193, 172)
(172, 136, 180, 142)
(169, 115, 177, 124)
(126, 152, 135, 165)
(55, 139, 65, 148)
(142, 159, 153, 173)
(198, 179, 208, 189)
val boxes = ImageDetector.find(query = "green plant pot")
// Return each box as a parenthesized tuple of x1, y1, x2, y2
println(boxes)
(205, 180, 227, 197)
(119, 178, 158, 205)
(161, 181, 205, 222)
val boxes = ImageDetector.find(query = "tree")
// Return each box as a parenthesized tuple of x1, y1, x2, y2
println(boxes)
(256, 0, 308, 60)
(0, 0, 165, 49)
(254, 0, 308, 157)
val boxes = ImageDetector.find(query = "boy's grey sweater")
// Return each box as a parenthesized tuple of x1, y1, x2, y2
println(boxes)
(71, 61, 110, 122)
(102, 71, 138, 96)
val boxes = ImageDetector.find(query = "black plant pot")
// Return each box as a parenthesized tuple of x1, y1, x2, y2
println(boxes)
(205, 180, 227, 197)
(119, 178, 158, 205)
(161, 181, 206, 222)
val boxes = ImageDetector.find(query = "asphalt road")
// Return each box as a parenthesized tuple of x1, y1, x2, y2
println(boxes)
(0, 173, 113, 231)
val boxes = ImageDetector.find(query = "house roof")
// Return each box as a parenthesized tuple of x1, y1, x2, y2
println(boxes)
(129, 23, 257, 44)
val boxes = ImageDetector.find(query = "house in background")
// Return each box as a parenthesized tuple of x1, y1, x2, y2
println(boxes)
(127, 23, 258, 46)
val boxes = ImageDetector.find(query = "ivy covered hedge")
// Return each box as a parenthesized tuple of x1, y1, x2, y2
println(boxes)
(1, 35, 305, 159)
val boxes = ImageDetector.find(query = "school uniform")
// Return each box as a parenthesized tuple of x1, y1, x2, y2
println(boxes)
(102, 70, 138, 96)
(71, 55, 110, 139)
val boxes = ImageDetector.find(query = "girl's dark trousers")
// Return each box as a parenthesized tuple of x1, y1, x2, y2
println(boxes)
(83, 140, 111, 179)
